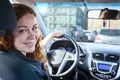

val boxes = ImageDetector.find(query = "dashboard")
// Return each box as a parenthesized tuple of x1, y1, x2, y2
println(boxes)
(78, 42, 120, 80)
(48, 40, 120, 80)
(49, 40, 76, 54)
(57, 47, 76, 54)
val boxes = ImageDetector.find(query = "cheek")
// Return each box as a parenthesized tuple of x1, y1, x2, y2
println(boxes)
(13, 35, 26, 47)
(35, 31, 40, 39)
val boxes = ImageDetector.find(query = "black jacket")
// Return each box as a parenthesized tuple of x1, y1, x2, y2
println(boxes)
(0, 51, 40, 80)
(8, 49, 51, 80)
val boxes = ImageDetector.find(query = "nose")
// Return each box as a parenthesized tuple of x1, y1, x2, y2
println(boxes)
(28, 30, 36, 39)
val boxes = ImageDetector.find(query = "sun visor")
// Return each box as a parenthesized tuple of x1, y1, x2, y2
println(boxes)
(0, 0, 17, 36)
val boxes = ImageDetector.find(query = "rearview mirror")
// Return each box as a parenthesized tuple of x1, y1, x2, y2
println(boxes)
(86, 0, 120, 3)
(88, 8, 120, 20)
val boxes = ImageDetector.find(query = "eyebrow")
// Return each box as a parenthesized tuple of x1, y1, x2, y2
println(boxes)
(17, 24, 38, 28)
(33, 24, 38, 27)
(17, 26, 28, 28)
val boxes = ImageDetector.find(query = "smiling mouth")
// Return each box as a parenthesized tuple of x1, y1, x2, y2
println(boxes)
(24, 42, 36, 46)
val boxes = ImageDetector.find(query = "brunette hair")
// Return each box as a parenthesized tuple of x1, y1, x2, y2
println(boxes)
(0, 3, 47, 64)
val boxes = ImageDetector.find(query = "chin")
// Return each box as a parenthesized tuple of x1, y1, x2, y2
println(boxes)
(26, 48, 35, 53)
(27, 51, 34, 53)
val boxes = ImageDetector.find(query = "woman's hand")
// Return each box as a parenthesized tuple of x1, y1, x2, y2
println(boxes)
(51, 31, 64, 38)
(40, 31, 64, 47)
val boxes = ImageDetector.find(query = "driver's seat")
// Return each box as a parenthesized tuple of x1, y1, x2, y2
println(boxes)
(0, 0, 39, 80)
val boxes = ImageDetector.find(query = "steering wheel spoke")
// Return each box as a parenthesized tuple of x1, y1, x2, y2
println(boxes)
(56, 58, 68, 75)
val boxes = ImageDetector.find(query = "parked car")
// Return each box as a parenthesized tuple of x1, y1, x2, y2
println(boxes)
(70, 26, 88, 42)
(95, 28, 120, 45)
(62, 25, 88, 42)
(83, 30, 97, 42)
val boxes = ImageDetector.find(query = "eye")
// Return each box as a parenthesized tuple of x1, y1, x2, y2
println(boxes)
(32, 26, 38, 31)
(18, 29, 27, 33)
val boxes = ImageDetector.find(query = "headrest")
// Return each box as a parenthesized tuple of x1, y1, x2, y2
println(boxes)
(0, 0, 16, 36)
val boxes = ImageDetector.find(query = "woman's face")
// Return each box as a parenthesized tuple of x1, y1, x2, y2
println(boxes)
(13, 14, 39, 55)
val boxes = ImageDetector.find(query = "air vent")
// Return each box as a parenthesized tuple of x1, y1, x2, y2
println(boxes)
(93, 53, 104, 60)
(106, 54, 119, 62)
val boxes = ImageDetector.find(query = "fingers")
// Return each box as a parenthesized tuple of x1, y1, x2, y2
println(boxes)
(53, 31, 64, 38)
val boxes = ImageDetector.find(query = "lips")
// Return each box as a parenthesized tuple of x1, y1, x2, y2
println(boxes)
(24, 41, 36, 47)
(25, 42, 35, 46)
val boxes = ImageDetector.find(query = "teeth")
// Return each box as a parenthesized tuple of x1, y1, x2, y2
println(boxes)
(25, 42, 34, 46)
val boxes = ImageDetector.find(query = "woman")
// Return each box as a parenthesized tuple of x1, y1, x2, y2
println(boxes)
(0, 3, 63, 80)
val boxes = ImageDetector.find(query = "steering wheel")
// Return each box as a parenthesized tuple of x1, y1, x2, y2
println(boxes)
(47, 34, 80, 77)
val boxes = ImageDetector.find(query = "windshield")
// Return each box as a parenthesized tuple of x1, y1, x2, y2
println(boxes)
(34, 2, 120, 45)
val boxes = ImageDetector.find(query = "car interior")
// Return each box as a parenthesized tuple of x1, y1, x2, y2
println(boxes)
(1, 0, 120, 80)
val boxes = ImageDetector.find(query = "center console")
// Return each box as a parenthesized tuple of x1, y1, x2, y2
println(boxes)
(89, 53, 120, 80)
(91, 61, 118, 79)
